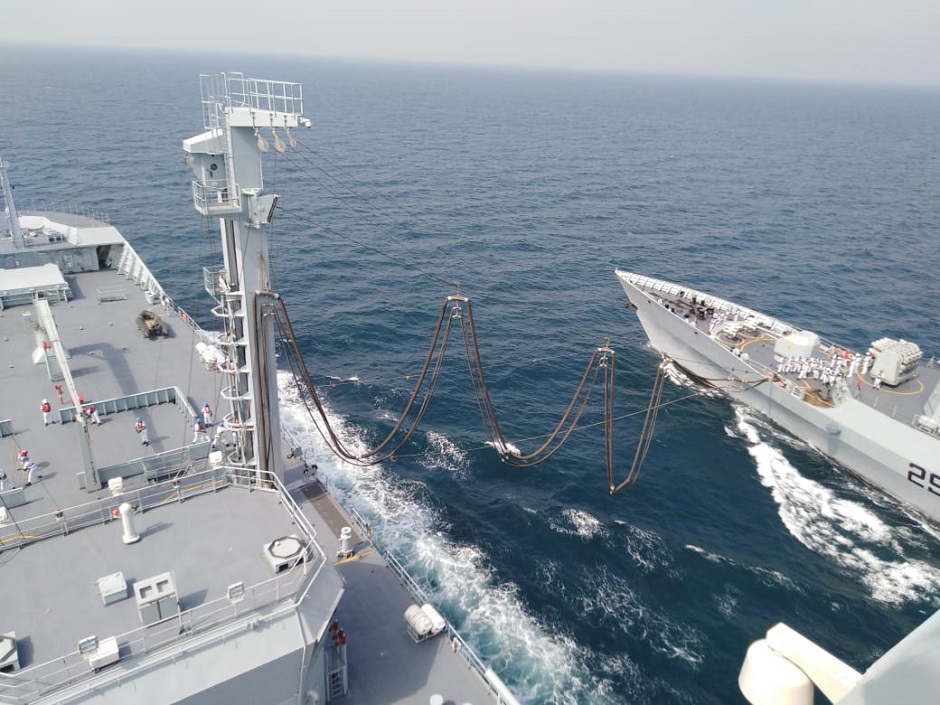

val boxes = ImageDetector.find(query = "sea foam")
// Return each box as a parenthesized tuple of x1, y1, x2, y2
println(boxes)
(730, 406, 940, 605)
(276, 372, 629, 704)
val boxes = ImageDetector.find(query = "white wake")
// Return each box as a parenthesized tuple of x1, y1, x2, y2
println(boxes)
(730, 406, 940, 605)
(276, 372, 629, 704)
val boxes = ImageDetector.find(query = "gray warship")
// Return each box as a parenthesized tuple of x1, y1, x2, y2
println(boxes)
(615, 270, 940, 523)
(0, 73, 519, 705)
(616, 270, 940, 704)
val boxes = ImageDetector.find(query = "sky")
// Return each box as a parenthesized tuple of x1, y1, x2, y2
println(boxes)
(4, 0, 940, 87)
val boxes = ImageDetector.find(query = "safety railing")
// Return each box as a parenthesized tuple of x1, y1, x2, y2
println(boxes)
(0, 467, 327, 703)
(277, 429, 521, 705)
(117, 242, 213, 343)
(3, 558, 314, 703)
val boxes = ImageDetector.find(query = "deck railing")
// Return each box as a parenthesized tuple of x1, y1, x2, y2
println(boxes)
(116, 242, 214, 343)
(321, 479, 521, 705)
(0, 467, 326, 703)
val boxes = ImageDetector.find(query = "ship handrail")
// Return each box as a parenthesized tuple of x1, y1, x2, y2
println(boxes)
(622, 271, 940, 364)
(250, 469, 331, 606)
(117, 241, 215, 344)
(716, 323, 940, 424)
(3, 560, 313, 702)
(625, 272, 784, 330)
(13, 205, 112, 225)
(0, 469, 327, 701)
(280, 420, 522, 703)
(381, 548, 518, 704)
(721, 337, 849, 402)
(0, 467, 320, 559)
(0, 466, 226, 551)
(301, 469, 518, 705)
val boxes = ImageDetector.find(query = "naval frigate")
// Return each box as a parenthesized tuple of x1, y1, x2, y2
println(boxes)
(0, 74, 519, 705)
(615, 271, 940, 703)
(615, 270, 940, 523)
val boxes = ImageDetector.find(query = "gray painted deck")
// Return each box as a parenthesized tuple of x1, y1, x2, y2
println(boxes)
(0, 216, 500, 705)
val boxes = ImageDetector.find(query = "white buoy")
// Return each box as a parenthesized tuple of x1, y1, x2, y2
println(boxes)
(337, 526, 353, 558)
(119, 502, 140, 544)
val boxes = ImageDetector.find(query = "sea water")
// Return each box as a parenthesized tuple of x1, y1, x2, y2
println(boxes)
(1, 46, 939, 704)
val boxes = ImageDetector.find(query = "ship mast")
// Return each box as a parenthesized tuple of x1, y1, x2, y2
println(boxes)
(0, 159, 26, 250)
(183, 73, 307, 483)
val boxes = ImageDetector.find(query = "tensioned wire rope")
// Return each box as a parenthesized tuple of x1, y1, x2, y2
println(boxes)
(238, 133, 711, 489)
(273, 148, 754, 387)
(276, 139, 766, 392)
(279, 140, 620, 342)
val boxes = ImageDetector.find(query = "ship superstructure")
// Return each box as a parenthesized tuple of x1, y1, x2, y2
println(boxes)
(615, 270, 940, 523)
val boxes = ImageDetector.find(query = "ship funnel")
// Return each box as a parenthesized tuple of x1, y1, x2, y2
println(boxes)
(119, 502, 140, 544)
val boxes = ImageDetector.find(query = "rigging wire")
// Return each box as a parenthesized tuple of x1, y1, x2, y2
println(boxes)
(327, 388, 703, 463)
(284, 147, 448, 268)
(277, 204, 458, 292)
(278, 150, 446, 272)
(275, 199, 620, 351)
(298, 335, 654, 405)
(266, 285, 691, 493)
(277, 144, 640, 347)
(241, 140, 726, 492)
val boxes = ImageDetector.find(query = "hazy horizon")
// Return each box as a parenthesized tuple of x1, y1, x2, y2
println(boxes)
(3, 1, 939, 89)
(4, 41, 939, 92)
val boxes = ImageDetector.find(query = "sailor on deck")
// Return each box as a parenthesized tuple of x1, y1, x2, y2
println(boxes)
(193, 418, 208, 443)
(212, 420, 227, 449)
(25, 461, 40, 486)
(135, 418, 149, 446)
(84, 404, 101, 425)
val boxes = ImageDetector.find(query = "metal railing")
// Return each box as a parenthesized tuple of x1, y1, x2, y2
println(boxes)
(199, 73, 304, 131)
(191, 178, 240, 214)
(293, 492, 510, 705)
(280, 427, 521, 704)
(57, 386, 192, 424)
(0, 466, 226, 551)
(117, 243, 213, 343)
(0, 467, 327, 703)
(3, 560, 315, 703)
(382, 550, 519, 705)
(9, 205, 112, 225)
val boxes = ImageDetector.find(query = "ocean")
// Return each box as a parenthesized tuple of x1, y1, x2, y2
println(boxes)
(2, 45, 939, 704)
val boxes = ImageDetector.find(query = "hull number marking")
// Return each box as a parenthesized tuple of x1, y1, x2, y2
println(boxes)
(908, 463, 940, 498)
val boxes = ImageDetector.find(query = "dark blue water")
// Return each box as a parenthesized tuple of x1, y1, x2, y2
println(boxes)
(2, 46, 939, 704)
